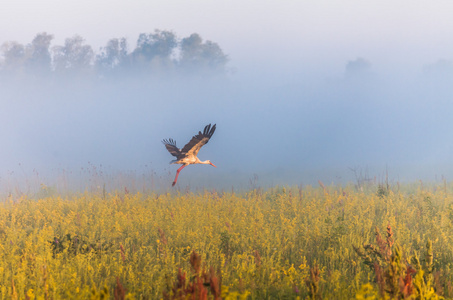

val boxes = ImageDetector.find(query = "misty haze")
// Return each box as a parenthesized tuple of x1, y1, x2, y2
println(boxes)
(1, 31, 453, 193)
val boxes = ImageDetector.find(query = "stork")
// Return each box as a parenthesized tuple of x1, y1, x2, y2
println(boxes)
(162, 123, 216, 186)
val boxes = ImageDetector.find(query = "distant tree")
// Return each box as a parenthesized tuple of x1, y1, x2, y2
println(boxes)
(179, 33, 228, 75)
(0, 41, 26, 75)
(26, 32, 53, 74)
(345, 58, 372, 77)
(1, 30, 230, 81)
(0, 33, 53, 80)
(421, 59, 453, 89)
(129, 30, 177, 74)
(423, 59, 453, 78)
(52, 35, 94, 76)
(95, 37, 128, 77)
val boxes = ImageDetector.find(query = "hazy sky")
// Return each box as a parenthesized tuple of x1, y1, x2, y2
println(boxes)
(2, 1, 453, 191)
(2, 1, 453, 75)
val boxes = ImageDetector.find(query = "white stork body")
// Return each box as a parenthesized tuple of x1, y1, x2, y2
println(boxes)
(162, 124, 216, 186)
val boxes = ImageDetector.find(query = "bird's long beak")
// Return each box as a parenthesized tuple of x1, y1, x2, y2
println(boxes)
(210, 162, 217, 168)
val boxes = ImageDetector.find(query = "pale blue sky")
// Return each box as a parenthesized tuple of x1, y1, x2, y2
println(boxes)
(2, 1, 453, 75)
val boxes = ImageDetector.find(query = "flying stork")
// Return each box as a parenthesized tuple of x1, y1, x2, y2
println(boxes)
(162, 123, 217, 186)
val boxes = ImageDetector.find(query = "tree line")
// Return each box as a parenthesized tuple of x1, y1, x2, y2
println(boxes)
(0, 30, 229, 81)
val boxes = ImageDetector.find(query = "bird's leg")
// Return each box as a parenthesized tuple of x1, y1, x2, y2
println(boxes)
(172, 165, 186, 186)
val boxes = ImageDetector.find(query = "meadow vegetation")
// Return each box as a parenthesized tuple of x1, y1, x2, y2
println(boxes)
(0, 181, 452, 299)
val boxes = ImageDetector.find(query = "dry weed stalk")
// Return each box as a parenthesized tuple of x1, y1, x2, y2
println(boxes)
(354, 226, 442, 299)
(163, 251, 221, 300)
(114, 277, 126, 300)
(305, 265, 321, 300)
(318, 180, 328, 194)
(158, 227, 168, 259)
(119, 244, 126, 262)
(253, 250, 261, 267)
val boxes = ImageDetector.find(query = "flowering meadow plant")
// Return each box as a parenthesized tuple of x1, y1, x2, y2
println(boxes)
(0, 183, 451, 298)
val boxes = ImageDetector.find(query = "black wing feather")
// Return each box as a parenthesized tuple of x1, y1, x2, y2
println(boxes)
(181, 123, 216, 157)
(162, 138, 181, 157)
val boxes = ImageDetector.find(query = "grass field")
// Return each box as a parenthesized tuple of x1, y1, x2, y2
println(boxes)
(0, 181, 452, 299)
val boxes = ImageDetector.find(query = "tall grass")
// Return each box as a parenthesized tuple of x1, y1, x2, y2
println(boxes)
(0, 182, 452, 298)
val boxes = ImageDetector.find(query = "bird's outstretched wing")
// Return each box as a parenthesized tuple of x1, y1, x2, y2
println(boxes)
(162, 138, 181, 157)
(181, 124, 216, 157)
